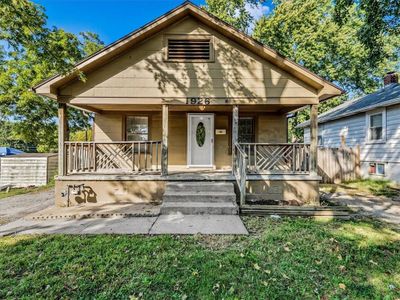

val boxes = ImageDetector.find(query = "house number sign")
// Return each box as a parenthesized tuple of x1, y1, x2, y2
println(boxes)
(186, 97, 211, 105)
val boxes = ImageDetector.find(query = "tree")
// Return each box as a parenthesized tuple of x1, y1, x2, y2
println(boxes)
(204, 0, 263, 33)
(0, 0, 104, 151)
(252, 0, 400, 140)
(334, 0, 400, 68)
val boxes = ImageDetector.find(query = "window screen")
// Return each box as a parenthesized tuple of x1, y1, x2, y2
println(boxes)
(167, 39, 211, 60)
(238, 117, 255, 143)
(369, 113, 383, 140)
(126, 116, 148, 141)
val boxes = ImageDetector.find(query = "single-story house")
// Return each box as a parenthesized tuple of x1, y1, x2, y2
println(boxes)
(298, 72, 400, 183)
(32, 2, 343, 213)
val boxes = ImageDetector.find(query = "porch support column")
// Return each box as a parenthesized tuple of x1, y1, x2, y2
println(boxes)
(58, 103, 68, 176)
(309, 104, 318, 175)
(161, 104, 169, 176)
(232, 105, 239, 173)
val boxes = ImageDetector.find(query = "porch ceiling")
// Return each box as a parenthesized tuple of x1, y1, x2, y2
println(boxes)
(73, 104, 307, 114)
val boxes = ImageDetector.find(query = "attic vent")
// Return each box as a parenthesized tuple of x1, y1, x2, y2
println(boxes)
(167, 39, 211, 61)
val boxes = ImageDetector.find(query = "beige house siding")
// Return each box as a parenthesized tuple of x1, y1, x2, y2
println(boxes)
(93, 111, 287, 169)
(59, 17, 317, 103)
(93, 114, 123, 141)
(257, 114, 287, 143)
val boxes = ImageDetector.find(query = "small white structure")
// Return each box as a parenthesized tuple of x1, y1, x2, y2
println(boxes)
(0, 153, 58, 187)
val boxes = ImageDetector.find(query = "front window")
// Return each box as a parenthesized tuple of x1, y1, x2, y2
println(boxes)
(126, 116, 148, 141)
(238, 117, 255, 143)
(367, 110, 385, 142)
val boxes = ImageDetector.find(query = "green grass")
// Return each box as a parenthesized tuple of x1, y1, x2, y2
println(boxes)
(1, 217, 399, 299)
(321, 179, 400, 199)
(0, 181, 54, 200)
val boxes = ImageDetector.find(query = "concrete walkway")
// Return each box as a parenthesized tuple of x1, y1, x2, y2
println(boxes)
(0, 213, 248, 236)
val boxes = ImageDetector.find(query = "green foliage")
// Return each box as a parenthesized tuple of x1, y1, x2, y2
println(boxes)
(0, 180, 54, 200)
(252, 0, 400, 140)
(0, 0, 104, 152)
(69, 129, 93, 142)
(0, 218, 399, 298)
(204, 0, 263, 33)
(334, 0, 400, 68)
(345, 179, 400, 198)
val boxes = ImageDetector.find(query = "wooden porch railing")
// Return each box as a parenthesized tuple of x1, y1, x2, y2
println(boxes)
(65, 141, 162, 174)
(233, 143, 248, 206)
(240, 143, 310, 174)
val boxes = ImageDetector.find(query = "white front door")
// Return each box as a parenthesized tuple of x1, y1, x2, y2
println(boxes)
(187, 114, 214, 167)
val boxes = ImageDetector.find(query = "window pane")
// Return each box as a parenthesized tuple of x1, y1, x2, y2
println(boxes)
(126, 116, 148, 141)
(377, 164, 385, 175)
(127, 134, 148, 141)
(370, 127, 382, 140)
(369, 163, 376, 174)
(370, 114, 382, 127)
(238, 117, 255, 143)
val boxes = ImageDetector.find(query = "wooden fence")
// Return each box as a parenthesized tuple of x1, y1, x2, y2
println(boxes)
(317, 146, 360, 183)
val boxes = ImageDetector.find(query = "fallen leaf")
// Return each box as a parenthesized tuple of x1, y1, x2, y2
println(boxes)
(262, 281, 268, 287)
(339, 283, 346, 290)
(283, 246, 291, 252)
(253, 263, 261, 270)
(339, 265, 346, 272)
(369, 260, 378, 266)
(264, 269, 271, 274)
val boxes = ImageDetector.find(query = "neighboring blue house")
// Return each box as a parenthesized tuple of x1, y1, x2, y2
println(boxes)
(298, 72, 400, 183)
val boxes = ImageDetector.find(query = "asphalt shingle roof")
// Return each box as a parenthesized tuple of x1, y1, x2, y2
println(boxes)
(297, 83, 400, 128)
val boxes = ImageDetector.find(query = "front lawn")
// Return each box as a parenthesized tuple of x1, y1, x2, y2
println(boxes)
(321, 179, 400, 199)
(1, 217, 399, 299)
(0, 181, 54, 200)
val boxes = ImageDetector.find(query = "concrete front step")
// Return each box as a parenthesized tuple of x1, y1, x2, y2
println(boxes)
(161, 181, 239, 215)
(163, 191, 236, 203)
(160, 202, 239, 215)
(165, 182, 234, 193)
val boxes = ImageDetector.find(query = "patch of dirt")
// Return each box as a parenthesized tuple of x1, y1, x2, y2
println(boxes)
(0, 189, 54, 225)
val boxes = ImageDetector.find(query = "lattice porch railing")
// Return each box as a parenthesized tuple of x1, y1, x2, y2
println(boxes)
(240, 143, 310, 174)
(65, 141, 161, 174)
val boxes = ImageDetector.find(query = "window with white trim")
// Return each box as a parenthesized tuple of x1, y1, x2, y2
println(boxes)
(367, 110, 386, 142)
(369, 162, 385, 176)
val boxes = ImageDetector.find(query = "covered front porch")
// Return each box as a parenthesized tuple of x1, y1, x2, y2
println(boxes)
(58, 103, 319, 177)
(56, 103, 320, 208)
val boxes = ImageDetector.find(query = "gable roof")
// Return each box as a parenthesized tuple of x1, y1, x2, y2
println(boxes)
(33, 1, 344, 100)
(297, 83, 400, 128)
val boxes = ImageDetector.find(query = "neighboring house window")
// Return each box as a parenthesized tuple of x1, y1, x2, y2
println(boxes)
(167, 38, 212, 61)
(367, 110, 386, 142)
(126, 116, 148, 141)
(317, 135, 323, 146)
(238, 117, 255, 143)
(369, 162, 385, 176)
